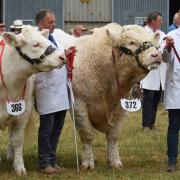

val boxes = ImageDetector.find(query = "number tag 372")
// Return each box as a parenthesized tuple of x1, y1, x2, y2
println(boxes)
(120, 98, 141, 112)
(7, 100, 25, 115)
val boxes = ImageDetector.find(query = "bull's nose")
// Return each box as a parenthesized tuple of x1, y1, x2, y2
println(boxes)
(151, 53, 158, 58)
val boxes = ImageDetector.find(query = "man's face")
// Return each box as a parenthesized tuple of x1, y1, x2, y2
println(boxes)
(74, 28, 84, 37)
(175, 14, 180, 27)
(151, 15, 163, 30)
(39, 13, 56, 33)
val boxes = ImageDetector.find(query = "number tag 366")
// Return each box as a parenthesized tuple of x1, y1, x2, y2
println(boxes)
(7, 100, 25, 115)
(120, 98, 141, 112)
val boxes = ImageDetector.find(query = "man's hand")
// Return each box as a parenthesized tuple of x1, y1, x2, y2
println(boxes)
(165, 37, 174, 52)
(64, 46, 77, 57)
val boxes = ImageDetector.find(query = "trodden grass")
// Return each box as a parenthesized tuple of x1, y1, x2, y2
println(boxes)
(0, 104, 180, 179)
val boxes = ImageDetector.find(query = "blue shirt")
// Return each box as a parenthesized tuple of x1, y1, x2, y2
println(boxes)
(168, 23, 178, 32)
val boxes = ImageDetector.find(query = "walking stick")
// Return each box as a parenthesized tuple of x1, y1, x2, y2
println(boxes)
(66, 47, 80, 172)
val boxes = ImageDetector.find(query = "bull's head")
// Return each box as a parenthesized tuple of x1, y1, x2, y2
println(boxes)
(2, 25, 66, 72)
(107, 24, 161, 71)
(101, 23, 162, 84)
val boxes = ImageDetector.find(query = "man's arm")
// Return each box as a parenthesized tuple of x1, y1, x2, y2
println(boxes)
(162, 36, 174, 63)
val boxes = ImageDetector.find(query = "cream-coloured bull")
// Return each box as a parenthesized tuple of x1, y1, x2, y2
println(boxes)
(0, 25, 65, 175)
(63, 23, 162, 170)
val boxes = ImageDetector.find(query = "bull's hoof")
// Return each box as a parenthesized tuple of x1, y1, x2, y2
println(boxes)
(81, 161, 95, 170)
(14, 166, 27, 176)
(108, 160, 123, 169)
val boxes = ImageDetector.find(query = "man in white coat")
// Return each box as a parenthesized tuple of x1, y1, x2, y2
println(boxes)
(141, 11, 166, 130)
(35, 9, 70, 175)
(163, 26, 180, 172)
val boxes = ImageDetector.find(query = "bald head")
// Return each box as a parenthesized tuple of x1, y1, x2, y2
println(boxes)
(173, 13, 180, 27)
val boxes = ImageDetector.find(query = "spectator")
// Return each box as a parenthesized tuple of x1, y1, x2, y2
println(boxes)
(168, 12, 180, 32)
(72, 24, 87, 37)
(140, 11, 167, 130)
(0, 23, 5, 35)
(10, 20, 23, 34)
(163, 27, 180, 172)
(35, 9, 70, 175)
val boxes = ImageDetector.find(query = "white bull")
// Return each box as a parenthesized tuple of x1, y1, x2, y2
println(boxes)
(60, 23, 162, 169)
(0, 25, 65, 175)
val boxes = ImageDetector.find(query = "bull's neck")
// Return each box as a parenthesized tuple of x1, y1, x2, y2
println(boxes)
(0, 46, 34, 100)
(95, 53, 136, 99)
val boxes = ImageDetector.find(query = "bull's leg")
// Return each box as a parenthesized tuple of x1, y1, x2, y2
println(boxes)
(10, 122, 27, 175)
(106, 119, 122, 168)
(75, 101, 95, 170)
(7, 126, 14, 160)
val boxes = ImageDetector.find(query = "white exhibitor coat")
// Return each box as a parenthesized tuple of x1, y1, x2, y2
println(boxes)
(35, 30, 70, 115)
(163, 27, 180, 109)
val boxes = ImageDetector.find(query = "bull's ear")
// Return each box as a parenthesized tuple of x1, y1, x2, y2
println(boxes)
(106, 27, 122, 46)
(2, 32, 20, 46)
(152, 32, 160, 47)
(40, 29, 49, 38)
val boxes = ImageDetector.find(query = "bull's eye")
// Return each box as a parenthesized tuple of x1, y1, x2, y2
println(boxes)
(32, 43, 40, 47)
(130, 41, 135, 45)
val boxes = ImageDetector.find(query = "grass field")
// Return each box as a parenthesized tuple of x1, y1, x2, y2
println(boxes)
(0, 105, 180, 179)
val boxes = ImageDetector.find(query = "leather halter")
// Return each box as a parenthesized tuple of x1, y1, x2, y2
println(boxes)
(120, 41, 154, 72)
(16, 45, 56, 65)
(112, 41, 154, 97)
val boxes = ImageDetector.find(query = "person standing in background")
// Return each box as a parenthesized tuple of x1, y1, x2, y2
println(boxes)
(0, 23, 5, 35)
(71, 24, 87, 37)
(168, 11, 180, 32)
(10, 20, 23, 34)
(141, 11, 167, 130)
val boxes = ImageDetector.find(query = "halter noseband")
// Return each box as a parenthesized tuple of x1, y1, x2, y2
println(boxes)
(16, 45, 56, 65)
(120, 41, 154, 71)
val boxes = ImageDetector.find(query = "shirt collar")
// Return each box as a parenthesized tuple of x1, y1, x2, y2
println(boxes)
(145, 25, 158, 33)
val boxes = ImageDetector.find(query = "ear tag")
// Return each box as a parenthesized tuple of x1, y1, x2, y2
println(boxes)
(120, 98, 141, 112)
(6, 99, 25, 115)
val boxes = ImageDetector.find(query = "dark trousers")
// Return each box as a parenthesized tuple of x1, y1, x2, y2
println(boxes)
(142, 88, 162, 128)
(167, 109, 180, 164)
(38, 110, 66, 169)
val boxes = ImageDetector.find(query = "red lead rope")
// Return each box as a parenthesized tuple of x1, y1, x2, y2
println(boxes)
(0, 39, 27, 102)
(66, 47, 76, 81)
(0, 40, 9, 101)
(172, 45, 180, 62)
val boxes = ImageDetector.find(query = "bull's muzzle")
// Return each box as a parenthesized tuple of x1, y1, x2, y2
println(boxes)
(147, 53, 162, 70)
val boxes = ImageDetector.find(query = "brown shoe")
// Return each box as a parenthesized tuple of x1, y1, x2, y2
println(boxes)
(52, 164, 65, 173)
(40, 166, 58, 175)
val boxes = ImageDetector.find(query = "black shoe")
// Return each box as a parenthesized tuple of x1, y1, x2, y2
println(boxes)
(167, 163, 176, 173)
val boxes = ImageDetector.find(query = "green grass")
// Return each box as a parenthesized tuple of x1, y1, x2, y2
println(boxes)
(0, 105, 180, 179)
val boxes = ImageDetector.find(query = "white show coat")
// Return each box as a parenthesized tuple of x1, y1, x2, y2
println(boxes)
(140, 25, 167, 90)
(35, 30, 70, 115)
(163, 27, 180, 109)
